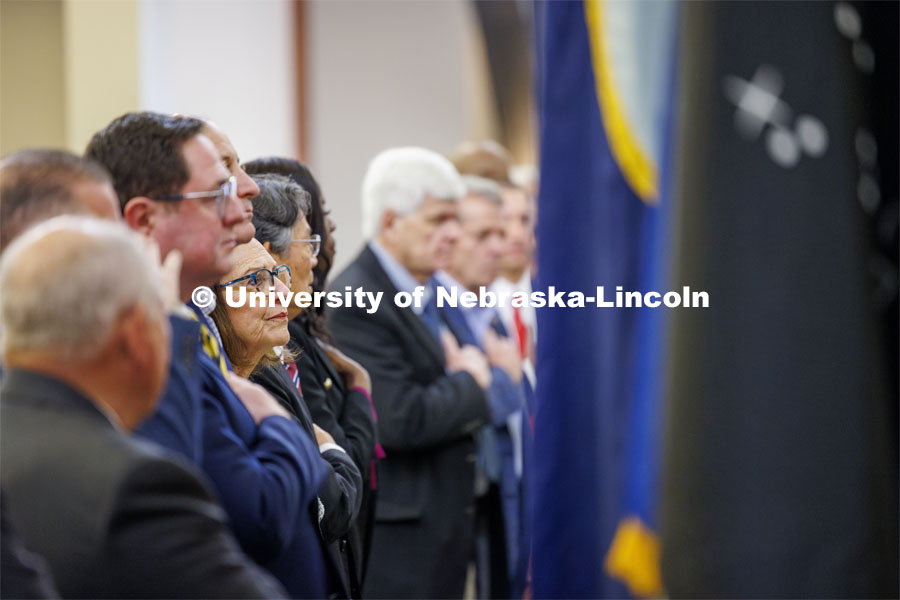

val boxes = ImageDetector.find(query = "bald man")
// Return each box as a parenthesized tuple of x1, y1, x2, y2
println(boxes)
(0, 217, 286, 598)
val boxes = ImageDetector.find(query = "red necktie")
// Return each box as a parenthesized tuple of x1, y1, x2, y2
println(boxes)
(512, 305, 528, 359)
(284, 361, 303, 396)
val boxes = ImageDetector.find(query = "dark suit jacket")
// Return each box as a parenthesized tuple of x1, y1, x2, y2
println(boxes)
(289, 320, 378, 588)
(327, 245, 491, 599)
(251, 364, 362, 599)
(1, 490, 59, 598)
(0, 368, 286, 599)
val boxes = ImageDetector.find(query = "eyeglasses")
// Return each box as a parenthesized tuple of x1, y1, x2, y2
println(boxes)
(219, 264, 292, 291)
(151, 176, 237, 218)
(292, 234, 321, 257)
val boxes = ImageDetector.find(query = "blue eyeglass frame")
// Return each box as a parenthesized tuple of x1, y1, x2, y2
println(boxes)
(219, 264, 292, 290)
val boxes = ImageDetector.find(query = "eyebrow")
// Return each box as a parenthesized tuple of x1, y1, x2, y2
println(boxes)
(241, 260, 277, 277)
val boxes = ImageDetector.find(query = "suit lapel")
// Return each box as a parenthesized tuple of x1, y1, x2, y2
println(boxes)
(358, 247, 445, 368)
(440, 304, 479, 348)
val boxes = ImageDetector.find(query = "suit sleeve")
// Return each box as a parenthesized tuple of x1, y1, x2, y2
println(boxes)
(297, 343, 377, 478)
(328, 303, 491, 451)
(201, 391, 328, 564)
(316, 449, 363, 544)
(106, 457, 288, 599)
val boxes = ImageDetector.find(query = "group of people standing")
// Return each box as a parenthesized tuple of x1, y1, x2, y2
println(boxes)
(0, 112, 537, 600)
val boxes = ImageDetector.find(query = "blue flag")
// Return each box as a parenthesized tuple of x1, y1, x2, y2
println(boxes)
(532, 1, 676, 597)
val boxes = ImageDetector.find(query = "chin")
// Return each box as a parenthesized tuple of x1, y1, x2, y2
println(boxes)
(267, 323, 290, 344)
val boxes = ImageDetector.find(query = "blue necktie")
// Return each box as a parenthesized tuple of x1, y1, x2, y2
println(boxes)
(418, 284, 443, 346)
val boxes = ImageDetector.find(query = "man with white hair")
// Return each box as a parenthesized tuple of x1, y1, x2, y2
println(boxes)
(328, 147, 493, 598)
(0, 217, 286, 598)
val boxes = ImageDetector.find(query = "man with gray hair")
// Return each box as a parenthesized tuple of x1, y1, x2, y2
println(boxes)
(328, 146, 493, 598)
(435, 174, 532, 599)
(0, 216, 286, 598)
(0, 148, 119, 253)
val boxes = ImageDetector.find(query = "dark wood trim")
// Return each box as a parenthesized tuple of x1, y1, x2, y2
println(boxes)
(293, 0, 308, 160)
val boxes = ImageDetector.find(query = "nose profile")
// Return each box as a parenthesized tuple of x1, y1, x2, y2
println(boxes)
(237, 170, 260, 200)
(222, 193, 244, 226)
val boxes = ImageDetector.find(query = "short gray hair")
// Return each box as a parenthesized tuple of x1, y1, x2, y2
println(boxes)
(0, 216, 161, 361)
(361, 146, 464, 239)
(0, 148, 112, 253)
(251, 173, 311, 255)
(461, 175, 503, 207)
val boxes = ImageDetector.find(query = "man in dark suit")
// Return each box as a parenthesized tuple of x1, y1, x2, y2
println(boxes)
(328, 147, 493, 598)
(435, 176, 532, 599)
(0, 217, 285, 598)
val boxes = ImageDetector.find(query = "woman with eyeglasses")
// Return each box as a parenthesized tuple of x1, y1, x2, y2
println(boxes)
(245, 158, 382, 595)
(209, 174, 363, 599)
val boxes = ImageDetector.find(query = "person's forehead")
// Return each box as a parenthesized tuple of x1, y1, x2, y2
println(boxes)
(203, 124, 238, 163)
(419, 195, 458, 214)
(500, 186, 528, 209)
(233, 241, 275, 271)
(461, 195, 501, 221)
(181, 134, 229, 191)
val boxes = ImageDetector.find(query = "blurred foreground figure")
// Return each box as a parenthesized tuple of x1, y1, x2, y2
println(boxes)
(662, 2, 898, 597)
(0, 217, 285, 598)
(328, 147, 492, 598)
(0, 149, 119, 253)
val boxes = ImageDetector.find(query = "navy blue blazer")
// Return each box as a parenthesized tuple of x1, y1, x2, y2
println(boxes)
(134, 314, 205, 463)
(438, 299, 533, 594)
(136, 310, 331, 598)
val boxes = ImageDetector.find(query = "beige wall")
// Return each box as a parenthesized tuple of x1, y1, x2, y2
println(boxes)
(63, 0, 138, 152)
(1, 0, 66, 154)
(137, 0, 298, 163)
(0, 0, 138, 156)
(306, 0, 498, 275)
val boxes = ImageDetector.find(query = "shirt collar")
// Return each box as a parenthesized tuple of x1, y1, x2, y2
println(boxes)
(369, 240, 429, 315)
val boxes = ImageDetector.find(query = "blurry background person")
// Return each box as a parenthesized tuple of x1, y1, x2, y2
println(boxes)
(450, 139, 537, 376)
(327, 146, 493, 599)
(492, 182, 537, 373)
(450, 140, 514, 186)
(210, 235, 363, 599)
(244, 159, 379, 594)
(435, 175, 531, 599)
(0, 216, 286, 598)
(0, 149, 119, 254)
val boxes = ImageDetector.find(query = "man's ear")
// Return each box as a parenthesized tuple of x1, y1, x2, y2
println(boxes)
(123, 198, 160, 235)
(380, 209, 397, 235)
(116, 304, 152, 370)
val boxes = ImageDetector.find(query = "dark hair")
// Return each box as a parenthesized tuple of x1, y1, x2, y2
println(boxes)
(243, 157, 332, 340)
(243, 158, 329, 276)
(249, 173, 311, 255)
(0, 149, 112, 252)
(84, 111, 204, 210)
